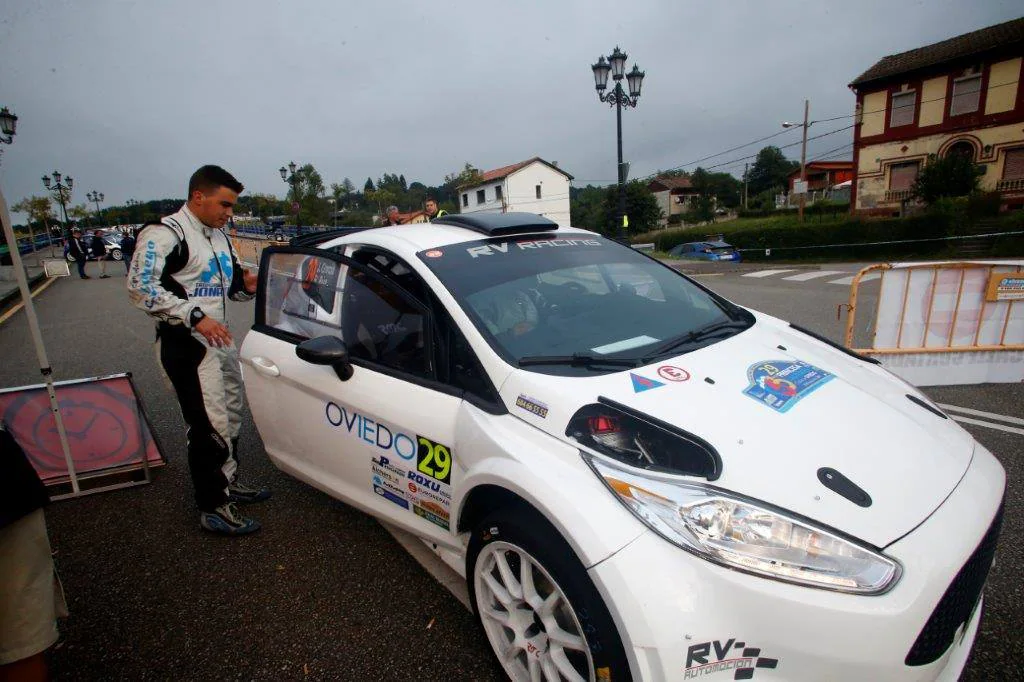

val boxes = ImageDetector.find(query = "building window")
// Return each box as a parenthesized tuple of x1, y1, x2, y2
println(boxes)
(1003, 148, 1024, 180)
(950, 75, 982, 117)
(889, 162, 919, 190)
(495, 185, 502, 201)
(889, 91, 916, 127)
(476, 189, 485, 205)
(462, 193, 468, 208)
(945, 140, 975, 160)
(535, 184, 542, 199)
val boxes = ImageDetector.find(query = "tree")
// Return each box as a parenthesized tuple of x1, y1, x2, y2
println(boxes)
(364, 177, 375, 192)
(747, 146, 799, 197)
(68, 203, 91, 227)
(912, 153, 981, 204)
(570, 183, 661, 236)
(11, 196, 56, 252)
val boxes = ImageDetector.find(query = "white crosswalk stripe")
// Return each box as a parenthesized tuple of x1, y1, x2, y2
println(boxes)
(742, 269, 796, 278)
(782, 270, 848, 282)
(827, 272, 881, 286)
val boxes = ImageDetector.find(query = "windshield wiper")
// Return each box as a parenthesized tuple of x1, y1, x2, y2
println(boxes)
(647, 319, 750, 359)
(518, 353, 641, 369)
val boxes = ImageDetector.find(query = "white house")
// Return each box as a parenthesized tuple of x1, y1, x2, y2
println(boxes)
(458, 157, 574, 226)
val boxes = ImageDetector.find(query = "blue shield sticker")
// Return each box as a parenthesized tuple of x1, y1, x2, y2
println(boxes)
(743, 360, 834, 413)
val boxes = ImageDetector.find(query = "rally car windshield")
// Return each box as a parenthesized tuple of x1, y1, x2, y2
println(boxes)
(418, 234, 752, 375)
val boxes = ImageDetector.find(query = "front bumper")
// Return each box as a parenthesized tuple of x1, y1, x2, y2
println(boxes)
(587, 444, 1005, 681)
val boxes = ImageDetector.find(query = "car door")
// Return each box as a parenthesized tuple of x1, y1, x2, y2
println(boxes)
(240, 245, 464, 546)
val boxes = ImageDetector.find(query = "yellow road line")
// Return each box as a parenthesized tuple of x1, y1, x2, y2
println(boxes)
(0, 277, 58, 325)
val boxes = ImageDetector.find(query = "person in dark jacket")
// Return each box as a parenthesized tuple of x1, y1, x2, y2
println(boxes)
(0, 426, 66, 680)
(119, 229, 136, 275)
(424, 197, 448, 222)
(90, 229, 110, 279)
(66, 228, 89, 279)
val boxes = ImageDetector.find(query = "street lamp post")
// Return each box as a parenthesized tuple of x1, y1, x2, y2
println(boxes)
(87, 190, 105, 227)
(327, 198, 336, 228)
(280, 162, 302, 237)
(42, 171, 74, 239)
(782, 99, 811, 223)
(591, 47, 645, 241)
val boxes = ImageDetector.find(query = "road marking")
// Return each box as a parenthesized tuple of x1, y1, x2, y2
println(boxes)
(827, 272, 882, 286)
(948, 415, 1024, 436)
(938, 403, 1024, 427)
(0, 277, 58, 325)
(742, 269, 796, 278)
(781, 270, 848, 282)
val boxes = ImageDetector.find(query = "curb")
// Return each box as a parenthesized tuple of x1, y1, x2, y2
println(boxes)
(0, 270, 48, 314)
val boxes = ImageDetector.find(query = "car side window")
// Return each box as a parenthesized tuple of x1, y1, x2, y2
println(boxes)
(262, 251, 346, 341)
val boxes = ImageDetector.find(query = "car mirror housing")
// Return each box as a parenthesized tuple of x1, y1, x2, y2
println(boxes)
(296, 336, 354, 381)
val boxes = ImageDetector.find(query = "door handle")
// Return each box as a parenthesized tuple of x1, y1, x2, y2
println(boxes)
(250, 356, 280, 377)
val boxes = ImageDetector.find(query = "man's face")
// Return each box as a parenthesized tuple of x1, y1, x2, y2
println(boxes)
(425, 200, 437, 216)
(388, 208, 399, 221)
(191, 186, 238, 228)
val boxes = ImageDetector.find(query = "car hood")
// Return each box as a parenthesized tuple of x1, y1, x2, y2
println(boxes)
(497, 314, 974, 548)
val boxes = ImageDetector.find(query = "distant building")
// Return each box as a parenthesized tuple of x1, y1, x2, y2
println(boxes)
(787, 161, 854, 193)
(849, 17, 1024, 215)
(647, 176, 712, 226)
(458, 157, 574, 226)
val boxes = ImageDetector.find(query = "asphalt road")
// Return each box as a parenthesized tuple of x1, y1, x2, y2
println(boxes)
(0, 260, 1020, 681)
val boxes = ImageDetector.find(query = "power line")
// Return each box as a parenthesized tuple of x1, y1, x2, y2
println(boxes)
(650, 126, 801, 175)
(695, 124, 856, 173)
(813, 78, 1020, 123)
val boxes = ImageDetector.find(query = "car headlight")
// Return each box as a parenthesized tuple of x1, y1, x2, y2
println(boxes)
(586, 455, 901, 594)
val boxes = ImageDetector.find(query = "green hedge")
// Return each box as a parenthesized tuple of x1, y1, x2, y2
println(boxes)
(736, 202, 849, 219)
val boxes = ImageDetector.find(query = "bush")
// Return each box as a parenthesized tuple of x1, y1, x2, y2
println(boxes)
(667, 213, 683, 226)
(966, 191, 1003, 220)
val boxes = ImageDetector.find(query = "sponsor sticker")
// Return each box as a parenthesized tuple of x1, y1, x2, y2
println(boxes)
(515, 395, 549, 419)
(414, 503, 450, 530)
(630, 372, 665, 393)
(374, 484, 409, 510)
(684, 638, 778, 679)
(424, 249, 444, 258)
(742, 360, 833, 413)
(416, 436, 453, 485)
(326, 402, 418, 460)
(657, 365, 691, 382)
(466, 238, 602, 258)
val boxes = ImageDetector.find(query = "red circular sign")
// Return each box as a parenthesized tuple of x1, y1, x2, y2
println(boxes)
(408, 482, 417, 493)
(424, 250, 443, 258)
(657, 365, 690, 382)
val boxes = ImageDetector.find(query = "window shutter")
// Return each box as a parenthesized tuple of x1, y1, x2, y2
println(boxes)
(889, 162, 919, 190)
(1003, 149, 1024, 180)
(950, 75, 981, 116)
(890, 91, 916, 127)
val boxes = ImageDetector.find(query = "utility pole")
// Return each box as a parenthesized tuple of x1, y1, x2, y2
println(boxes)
(743, 162, 749, 211)
(799, 99, 809, 223)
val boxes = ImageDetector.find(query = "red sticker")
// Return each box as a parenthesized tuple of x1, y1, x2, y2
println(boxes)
(657, 365, 691, 382)
(424, 250, 443, 258)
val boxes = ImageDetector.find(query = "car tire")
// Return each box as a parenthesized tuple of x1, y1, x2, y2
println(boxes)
(111, 248, 123, 261)
(467, 504, 631, 682)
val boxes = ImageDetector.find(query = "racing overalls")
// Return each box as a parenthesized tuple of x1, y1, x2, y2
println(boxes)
(126, 205, 254, 512)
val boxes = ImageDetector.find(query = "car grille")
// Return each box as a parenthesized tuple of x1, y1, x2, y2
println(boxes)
(905, 502, 1004, 666)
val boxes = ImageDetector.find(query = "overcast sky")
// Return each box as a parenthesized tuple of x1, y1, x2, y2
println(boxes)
(1, 0, 1021, 221)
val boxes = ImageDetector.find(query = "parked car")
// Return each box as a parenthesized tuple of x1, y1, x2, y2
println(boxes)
(64, 232, 124, 262)
(240, 212, 1003, 681)
(668, 240, 742, 262)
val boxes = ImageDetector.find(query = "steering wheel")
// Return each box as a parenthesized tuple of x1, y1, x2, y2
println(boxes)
(561, 281, 587, 294)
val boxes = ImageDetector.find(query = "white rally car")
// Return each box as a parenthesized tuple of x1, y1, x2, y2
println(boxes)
(240, 213, 1004, 682)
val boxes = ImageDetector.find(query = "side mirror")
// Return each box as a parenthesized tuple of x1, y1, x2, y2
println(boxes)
(296, 336, 354, 381)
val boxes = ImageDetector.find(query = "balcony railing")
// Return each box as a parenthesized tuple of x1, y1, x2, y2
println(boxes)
(884, 189, 913, 202)
(996, 178, 1024, 192)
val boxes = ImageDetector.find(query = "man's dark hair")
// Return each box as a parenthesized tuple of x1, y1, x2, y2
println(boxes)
(425, 196, 438, 204)
(188, 165, 244, 197)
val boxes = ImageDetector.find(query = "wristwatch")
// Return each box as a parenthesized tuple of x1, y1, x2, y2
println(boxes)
(189, 307, 206, 328)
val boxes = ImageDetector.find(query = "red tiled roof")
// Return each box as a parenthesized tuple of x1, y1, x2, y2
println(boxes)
(476, 157, 574, 184)
(787, 161, 852, 180)
(648, 176, 694, 191)
(850, 17, 1024, 87)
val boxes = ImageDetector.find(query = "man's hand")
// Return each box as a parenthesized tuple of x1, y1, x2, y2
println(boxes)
(243, 268, 258, 294)
(195, 316, 234, 347)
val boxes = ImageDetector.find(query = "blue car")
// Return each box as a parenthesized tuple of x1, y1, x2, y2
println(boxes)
(668, 240, 742, 262)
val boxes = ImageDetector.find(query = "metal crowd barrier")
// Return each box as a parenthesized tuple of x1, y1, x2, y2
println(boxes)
(843, 261, 1024, 385)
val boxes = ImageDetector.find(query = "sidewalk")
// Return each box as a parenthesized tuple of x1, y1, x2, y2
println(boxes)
(0, 251, 59, 311)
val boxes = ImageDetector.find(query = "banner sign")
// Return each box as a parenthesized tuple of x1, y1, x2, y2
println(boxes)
(0, 374, 165, 484)
(985, 273, 1024, 302)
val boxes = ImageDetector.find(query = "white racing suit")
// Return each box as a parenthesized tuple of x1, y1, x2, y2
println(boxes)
(126, 205, 254, 512)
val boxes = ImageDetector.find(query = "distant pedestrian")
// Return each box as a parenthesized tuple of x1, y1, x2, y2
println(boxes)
(119, 229, 136, 274)
(67, 228, 89, 279)
(382, 205, 403, 226)
(424, 197, 448, 222)
(127, 164, 269, 536)
(90, 229, 110, 279)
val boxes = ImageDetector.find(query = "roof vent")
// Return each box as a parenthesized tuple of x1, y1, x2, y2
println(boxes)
(432, 212, 559, 237)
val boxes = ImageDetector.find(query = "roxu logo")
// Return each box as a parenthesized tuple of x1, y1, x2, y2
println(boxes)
(192, 253, 232, 298)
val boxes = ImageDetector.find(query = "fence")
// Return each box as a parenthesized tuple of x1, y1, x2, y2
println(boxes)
(844, 261, 1024, 385)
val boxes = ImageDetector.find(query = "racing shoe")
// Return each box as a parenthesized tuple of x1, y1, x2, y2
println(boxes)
(227, 481, 272, 504)
(199, 503, 261, 535)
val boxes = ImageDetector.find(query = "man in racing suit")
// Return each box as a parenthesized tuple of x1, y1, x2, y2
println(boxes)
(127, 165, 269, 535)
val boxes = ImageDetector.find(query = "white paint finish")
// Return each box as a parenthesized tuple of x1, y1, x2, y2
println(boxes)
(781, 270, 848, 282)
(938, 403, 1024, 427)
(742, 269, 796, 278)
